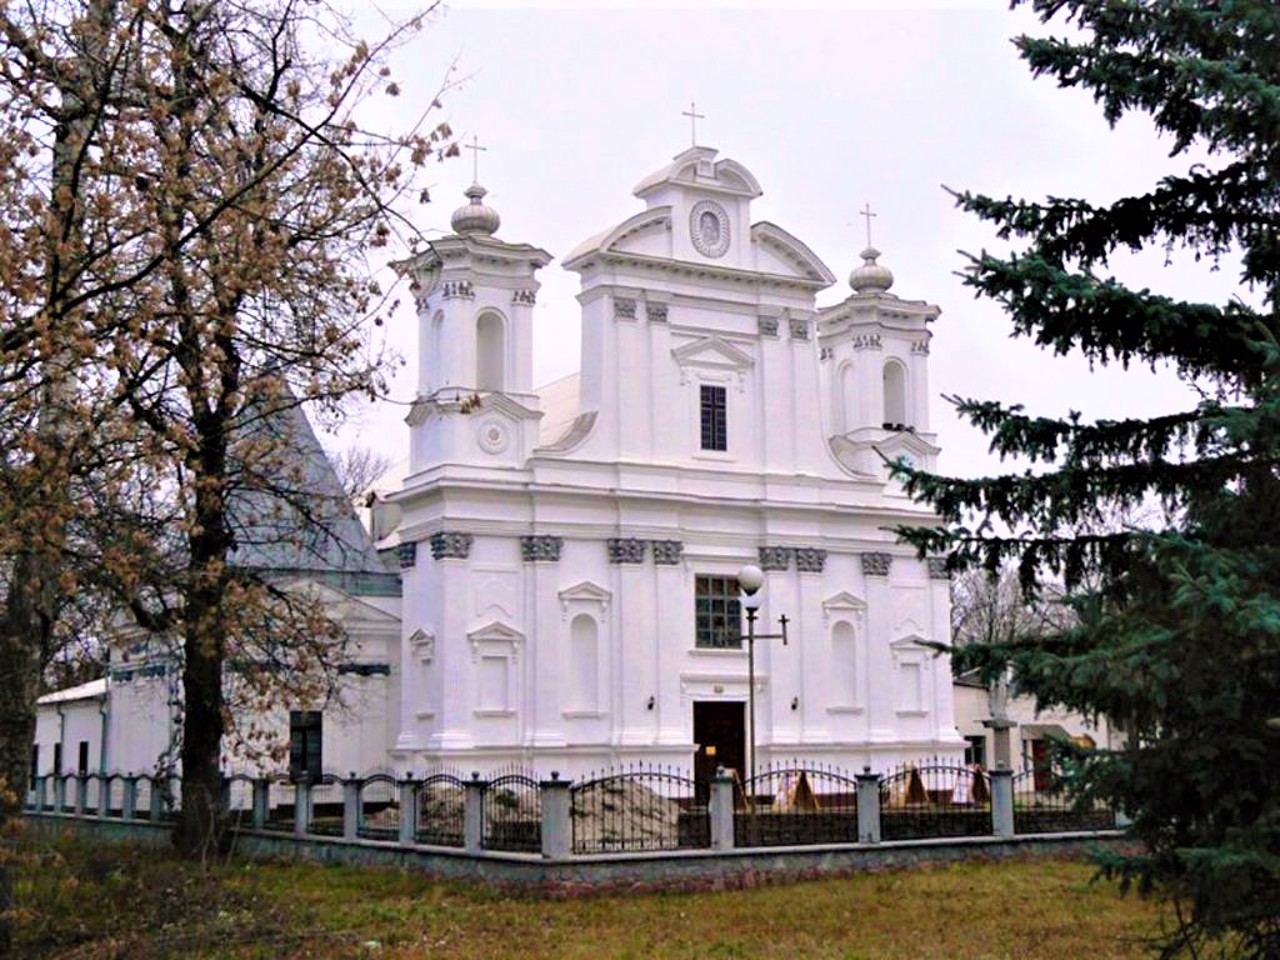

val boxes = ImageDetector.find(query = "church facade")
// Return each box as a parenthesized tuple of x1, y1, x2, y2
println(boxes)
(376, 143, 962, 780)
(33, 143, 964, 787)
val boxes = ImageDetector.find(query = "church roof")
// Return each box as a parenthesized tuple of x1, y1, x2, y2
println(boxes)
(38, 678, 108, 705)
(227, 397, 401, 596)
(536, 372, 581, 446)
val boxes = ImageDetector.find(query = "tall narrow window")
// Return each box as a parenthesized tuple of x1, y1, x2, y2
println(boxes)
(289, 710, 323, 783)
(700, 384, 727, 451)
(695, 575, 742, 649)
(476, 313, 505, 391)
(53, 742, 62, 776)
(30, 745, 38, 790)
(77, 741, 89, 776)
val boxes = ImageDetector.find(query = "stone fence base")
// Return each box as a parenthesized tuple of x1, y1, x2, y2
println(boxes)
(24, 813, 1129, 896)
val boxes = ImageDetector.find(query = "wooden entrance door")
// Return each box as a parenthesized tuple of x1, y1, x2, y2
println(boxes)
(693, 701, 745, 802)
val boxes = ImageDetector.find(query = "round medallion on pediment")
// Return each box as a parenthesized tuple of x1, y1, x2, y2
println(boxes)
(477, 419, 510, 454)
(689, 200, 731, 259)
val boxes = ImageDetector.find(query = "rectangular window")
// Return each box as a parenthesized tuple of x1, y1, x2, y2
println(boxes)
(695, 575, 742, 649)
(30, 745, 38, 790)
(289, 711, 323, 783)
(53, 742, 63, 776)
(77, 740, 90, 776)
(964, 735, 987, 768)
(700, 384, 727, 451)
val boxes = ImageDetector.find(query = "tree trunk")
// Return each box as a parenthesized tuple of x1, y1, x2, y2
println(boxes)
(0, 556, 56, 954)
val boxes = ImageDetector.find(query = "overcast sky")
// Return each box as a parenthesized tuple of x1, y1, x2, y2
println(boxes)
(336, 0, 1237, 480)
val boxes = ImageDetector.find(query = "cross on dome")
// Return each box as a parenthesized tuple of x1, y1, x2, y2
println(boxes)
(859, 202, 877, 247)
(465, 135, 488, 184)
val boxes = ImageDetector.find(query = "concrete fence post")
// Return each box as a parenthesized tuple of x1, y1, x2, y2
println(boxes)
(35, 775, 48, 813)
(54, 775, 66, 814)
(539, 772, 572, 860)
(122, 775, 137, 821)
(990, 767, 1014, 839)
(856, 767, 882, 844)
(74, 774, 87, 816)
(98, 777, 111, 818)
(150, 779, 165, 822)
(343, 774, 360, 841)
(709, 769, 736, 851)
(464, 772, 485, 853)
(294, 778, 312, 837)
(398, 774, 418, 847)
(252, 778, 269, 829)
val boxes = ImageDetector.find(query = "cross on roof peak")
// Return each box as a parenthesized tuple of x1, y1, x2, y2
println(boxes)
(681, 101, 705, 148)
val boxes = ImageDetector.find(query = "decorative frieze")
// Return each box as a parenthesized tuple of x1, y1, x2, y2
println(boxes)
(614, 298, 637, 321)
(927, 557, 951, 580)
(646, 303, 668, 323)
(758, 316, 779, 338)
(430, 532, 473, 561)
(789, 318, 810, 341)
(861, 552, 894, 577)
(607, 538, 647, 564)
(794, 548, 828, 573)
(852, 333, 882, 351)
(758, 546, 793, 572)
(912, 339, 931, 355)
(442, 280, 474, 299)
(820, 347, 834, 361)
(651, 540, 684, 565)
(397, 542, 417, 569)
(512, 289, 537, 306)
(521, 535, 563, 562)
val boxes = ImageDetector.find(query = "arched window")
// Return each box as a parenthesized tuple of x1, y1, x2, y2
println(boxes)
(476, 313, 505, 391)
(883, 359, 908, 428)
(569, 614, 599, 712)
(839, 362, 857, 433)
(831, 620, 857, 708)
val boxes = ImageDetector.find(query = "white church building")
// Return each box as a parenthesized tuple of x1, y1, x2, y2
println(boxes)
(35, 143, 964, 788)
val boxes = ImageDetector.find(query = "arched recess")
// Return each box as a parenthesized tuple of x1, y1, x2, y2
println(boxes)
(830, 620, 858, 709)
(838, 362, 857, 434)
(476, 311, 506, 391)
(430, 311, 445, 387)
(883, 359, 908, 427)
(568, 613, 599, 712)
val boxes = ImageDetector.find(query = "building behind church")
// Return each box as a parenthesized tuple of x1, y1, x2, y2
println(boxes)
(34, 143, 966, 790)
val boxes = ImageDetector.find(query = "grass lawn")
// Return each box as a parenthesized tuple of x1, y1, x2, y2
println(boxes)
(14, 837, 1167, 959)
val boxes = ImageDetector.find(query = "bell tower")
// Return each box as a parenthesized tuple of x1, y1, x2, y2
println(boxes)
(400, 179, 552, 473)
(817, 244, 942, 479)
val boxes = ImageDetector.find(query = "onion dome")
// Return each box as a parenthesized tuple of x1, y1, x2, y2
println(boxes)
(451, 183, 501, 236)
(850, 246, 894, 294)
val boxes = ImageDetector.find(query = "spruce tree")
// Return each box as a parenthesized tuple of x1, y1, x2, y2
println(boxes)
(897, 3, 1280, 956)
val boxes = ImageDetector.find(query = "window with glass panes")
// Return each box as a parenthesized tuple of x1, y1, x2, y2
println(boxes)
(700, 384, 727, 451)
(289, 710, 323, 783)
(695, 575, 742, 648)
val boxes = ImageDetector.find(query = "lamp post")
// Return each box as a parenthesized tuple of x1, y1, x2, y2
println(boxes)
(737, 563, 789, 801)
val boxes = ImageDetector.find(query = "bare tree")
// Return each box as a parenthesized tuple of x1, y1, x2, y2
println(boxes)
(0, 0, 457, 883)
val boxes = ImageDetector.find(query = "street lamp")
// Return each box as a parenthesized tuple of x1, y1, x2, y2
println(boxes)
(738, 563, 789, 802)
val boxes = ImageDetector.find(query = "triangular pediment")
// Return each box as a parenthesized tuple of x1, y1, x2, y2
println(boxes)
(405, 390, 541, 427)
(891, 634, 930, 652)
(751, 222, 836, 285)
(558, 581, 612, 605)
(672, 335, 755, 371)
(285, 578, 401, 626)
(823, 591, 867, 614)
(466, 620, 525, 645)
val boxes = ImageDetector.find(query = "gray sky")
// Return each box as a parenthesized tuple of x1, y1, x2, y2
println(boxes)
(338, 1, 1236, 481)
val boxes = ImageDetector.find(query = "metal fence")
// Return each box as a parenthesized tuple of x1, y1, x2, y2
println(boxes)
(735, 764, 861, 847)
(417, 773, 467, 847)
(357, 773, 400, 841)
(482, 773, 541, 853)
(571, 765, 709, 854)
(1012, 770, 1117, 834)
(880, 761, 992, 841)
